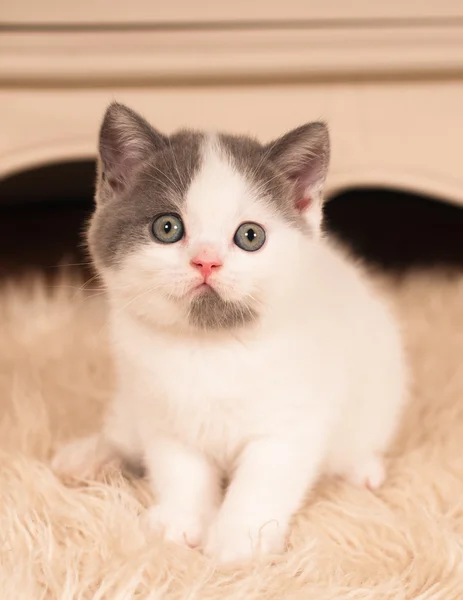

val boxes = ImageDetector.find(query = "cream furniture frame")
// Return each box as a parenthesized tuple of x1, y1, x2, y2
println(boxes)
(1, 1, 463, 204)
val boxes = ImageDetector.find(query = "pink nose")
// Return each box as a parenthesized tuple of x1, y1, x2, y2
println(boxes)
(190, 255, 222, 280)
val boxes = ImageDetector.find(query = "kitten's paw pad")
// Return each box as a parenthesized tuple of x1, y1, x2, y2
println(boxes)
(146, 505, 205, 549)
(204, 516, 286, 565)
(345, 456, 386, 490)
(51, 435, 113, 481)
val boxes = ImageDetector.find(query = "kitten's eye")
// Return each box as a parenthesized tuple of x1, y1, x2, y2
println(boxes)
(233, 222, 266, 252)
(151, 213, 185, 244)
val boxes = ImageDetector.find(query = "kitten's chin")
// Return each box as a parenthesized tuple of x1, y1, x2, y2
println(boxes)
(186, 286, 258, 331)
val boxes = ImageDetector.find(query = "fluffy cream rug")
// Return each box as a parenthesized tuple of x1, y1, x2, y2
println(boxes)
(2, 269, 463, 599)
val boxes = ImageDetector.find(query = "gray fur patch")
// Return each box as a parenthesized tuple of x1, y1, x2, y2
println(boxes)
(218, 134, 304, 228)
(188, 289, 257, 330)
(88, 130, 203, 269)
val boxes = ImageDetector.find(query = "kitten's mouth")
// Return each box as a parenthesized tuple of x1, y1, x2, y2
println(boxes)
(192, 281, 215, 294)
(188, 280, 224, 303)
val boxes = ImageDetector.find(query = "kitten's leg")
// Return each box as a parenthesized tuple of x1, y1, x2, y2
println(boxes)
(145, 436, 221, 549)
(326, 325, 405, 491)
(205, 436, 325, 564)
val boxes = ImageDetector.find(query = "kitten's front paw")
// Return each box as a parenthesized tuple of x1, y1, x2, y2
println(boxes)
(343, 455, 386, 490)
(146, 505, 207, 549)
(204, 515, 286, 565)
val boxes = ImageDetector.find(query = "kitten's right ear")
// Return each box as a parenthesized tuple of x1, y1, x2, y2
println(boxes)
(97, 102, 167, 202)
(265, 122, 329, 235)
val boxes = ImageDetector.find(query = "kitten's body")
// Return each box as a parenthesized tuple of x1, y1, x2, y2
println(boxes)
(110, 241, 401, 474)
(53, 104, 406, 564)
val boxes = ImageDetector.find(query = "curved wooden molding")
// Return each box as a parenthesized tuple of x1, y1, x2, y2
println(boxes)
(2, 24, 463, 84)
(0, 139, 95, 182)
(328, 169, 463, 206)
(5, 145, 463, 210)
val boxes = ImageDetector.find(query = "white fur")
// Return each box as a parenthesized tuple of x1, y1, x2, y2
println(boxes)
(53, 137, 407, 565)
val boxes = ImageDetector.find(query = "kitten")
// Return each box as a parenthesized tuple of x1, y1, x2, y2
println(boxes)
(52, 102, 407, 564)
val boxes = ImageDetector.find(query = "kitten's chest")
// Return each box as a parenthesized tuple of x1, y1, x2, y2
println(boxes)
(124, 329, 279, 460)
(150, 337, 262, 416)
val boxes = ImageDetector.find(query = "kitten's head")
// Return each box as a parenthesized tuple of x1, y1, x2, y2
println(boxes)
(88, 103, 330, 331)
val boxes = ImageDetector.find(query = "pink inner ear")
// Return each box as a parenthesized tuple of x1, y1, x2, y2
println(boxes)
(295, 195, 312, 213)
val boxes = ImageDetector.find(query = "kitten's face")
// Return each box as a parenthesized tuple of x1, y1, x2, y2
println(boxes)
(88, 104, 330, 331)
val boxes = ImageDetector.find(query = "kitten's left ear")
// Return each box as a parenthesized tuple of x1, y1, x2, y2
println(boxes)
(266, 122, 330, 233)
(97, 102, 168, 203)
